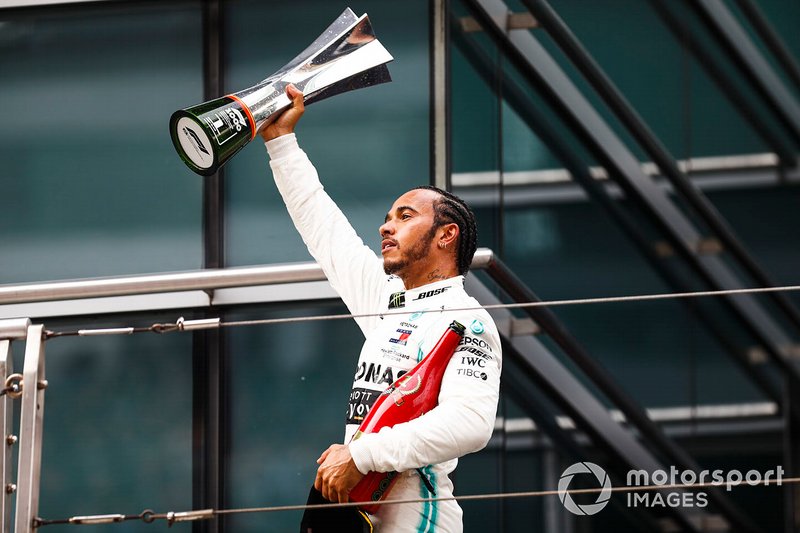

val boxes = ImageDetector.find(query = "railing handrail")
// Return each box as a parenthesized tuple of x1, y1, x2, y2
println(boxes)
(0, 249, 494, 305)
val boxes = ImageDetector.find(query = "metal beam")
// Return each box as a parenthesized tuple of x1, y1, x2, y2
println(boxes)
(466, 276, 708, 532)
(0, 340, 13, 533)
(731, 0, 800, 94)
(485, 255, 762, 532)
(192, 321, 226, 533)
(500, 357, 664, 532)
(461, 0, 800, 403)
(450, 17, 784, 411)
(431, 0, 451, 190)
(14, 324, 46, 533)
(647, 0, 798, 168)
(0, 0, 108, 8)
(686, 0, 800, 147)
(202, 0, 225, 272)
(522, 0, 800, 334)
(197, 2, 225, 531)
(0, 250, 495, 306)
(785, 380, 800, 531)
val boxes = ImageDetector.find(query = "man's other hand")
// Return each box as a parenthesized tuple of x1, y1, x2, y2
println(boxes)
(314, 444, 365, 504)
(260, 84, 304, 142)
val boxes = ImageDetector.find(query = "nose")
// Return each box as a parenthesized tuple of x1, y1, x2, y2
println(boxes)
(379, 219, 394, 238)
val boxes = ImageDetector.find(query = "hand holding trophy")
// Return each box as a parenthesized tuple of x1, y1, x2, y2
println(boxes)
(169, 8, 393, 176)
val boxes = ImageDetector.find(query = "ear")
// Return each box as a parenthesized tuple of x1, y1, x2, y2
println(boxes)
(439, 223, 460, 249)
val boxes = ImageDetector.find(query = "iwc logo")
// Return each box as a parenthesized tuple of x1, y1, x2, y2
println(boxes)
(558, 462, 612, 516)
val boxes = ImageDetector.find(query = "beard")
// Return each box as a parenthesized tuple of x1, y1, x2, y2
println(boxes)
(383, 225, 438, 276)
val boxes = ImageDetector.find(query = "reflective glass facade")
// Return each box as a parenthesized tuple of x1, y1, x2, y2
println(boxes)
(1, 0, 798, 531)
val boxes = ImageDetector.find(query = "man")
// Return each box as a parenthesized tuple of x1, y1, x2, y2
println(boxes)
(263, 85, 502, 533)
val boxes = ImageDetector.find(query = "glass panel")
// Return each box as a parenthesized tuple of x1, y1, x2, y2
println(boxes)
(225, 302, 364, 532)
(545, 0, 773, 159)
(0, 3, 204, 284)
(28, 312, 194, 531)
(450, 0, 785, 410)
(723, 0, 800, 103)
(450, 1, 502, 175)
(224, 0, 430, 267)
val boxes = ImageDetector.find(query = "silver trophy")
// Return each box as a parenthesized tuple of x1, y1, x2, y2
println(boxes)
(170, 8, 393, 176)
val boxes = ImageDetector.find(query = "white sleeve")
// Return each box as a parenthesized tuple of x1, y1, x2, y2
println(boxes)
(266, 134, 387, 335)
(349, 314, 502, 473)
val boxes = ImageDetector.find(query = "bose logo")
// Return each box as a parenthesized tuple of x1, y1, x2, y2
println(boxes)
(413, 287, 450, 300)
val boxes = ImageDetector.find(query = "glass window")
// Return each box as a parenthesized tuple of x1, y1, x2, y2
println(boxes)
(544, 0, 774, 159)
(224, 302, 364, 532)
(29, 312, 194, 530)
(0, 3, 204, 284)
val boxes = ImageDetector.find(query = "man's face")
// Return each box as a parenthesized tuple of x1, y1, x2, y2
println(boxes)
(379, 189, 440, 276)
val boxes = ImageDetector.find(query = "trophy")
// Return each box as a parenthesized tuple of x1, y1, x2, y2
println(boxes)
(170, 8, 393, 176)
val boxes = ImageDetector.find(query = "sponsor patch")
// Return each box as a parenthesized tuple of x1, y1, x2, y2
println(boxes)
(459, 336, 494, 352)
(460, 355, 487, 368)
(380, 347, 412, 363)
(354, 362, 407, 386)
(409, 311, 425, 321)
(457, 368, 488, 381)
(456, 346, 493, 361)
(346, 387, 380, 425)
(470, 320, 485, 335)
(389, 328, 413, 346)
(412, 287, 450, 301)
(388, 291, 406, 309)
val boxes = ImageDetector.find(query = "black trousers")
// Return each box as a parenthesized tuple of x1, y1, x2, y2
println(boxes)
(299, 486, 373, 533)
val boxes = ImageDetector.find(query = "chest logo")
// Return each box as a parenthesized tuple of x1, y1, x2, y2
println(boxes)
(412, 286, 450, 301)
(388, 291, 406, 309)
(470, 320, 485, 335)
(389, 328, 413, 346)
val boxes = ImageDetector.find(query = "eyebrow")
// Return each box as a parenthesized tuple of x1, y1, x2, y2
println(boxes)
(384, 205, 420, 223)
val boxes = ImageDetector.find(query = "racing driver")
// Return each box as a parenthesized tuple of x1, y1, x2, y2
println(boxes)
(262, 85, 502, 533)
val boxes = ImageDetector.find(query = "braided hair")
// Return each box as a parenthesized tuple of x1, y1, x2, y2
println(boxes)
(412, 185, 478, 276)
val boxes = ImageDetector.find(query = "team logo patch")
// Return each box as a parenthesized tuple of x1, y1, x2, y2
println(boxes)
(388, 291, 406, 309)
(470, 320, 485, 335)
(389, 328, 413, 346)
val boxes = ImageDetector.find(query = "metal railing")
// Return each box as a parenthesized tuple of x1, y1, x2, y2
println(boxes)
(0, 249, 495, 306)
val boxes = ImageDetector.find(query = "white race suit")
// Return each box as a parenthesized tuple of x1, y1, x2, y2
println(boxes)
(266, 134, 502, 533)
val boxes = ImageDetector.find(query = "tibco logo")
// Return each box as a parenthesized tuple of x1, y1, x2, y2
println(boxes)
(558, 462, 612, 516)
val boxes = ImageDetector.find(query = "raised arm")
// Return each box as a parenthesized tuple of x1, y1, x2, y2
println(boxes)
(262, 86, 387, 334)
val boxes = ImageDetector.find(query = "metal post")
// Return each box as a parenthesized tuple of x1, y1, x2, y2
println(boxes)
(431, 0, 451, 190)
(0, 340, 13, 533)
(0, 319, 30, 533)
(14, 325, 46, 533)
(196, 1, 225, 530)
(785, 379, 800, 532)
